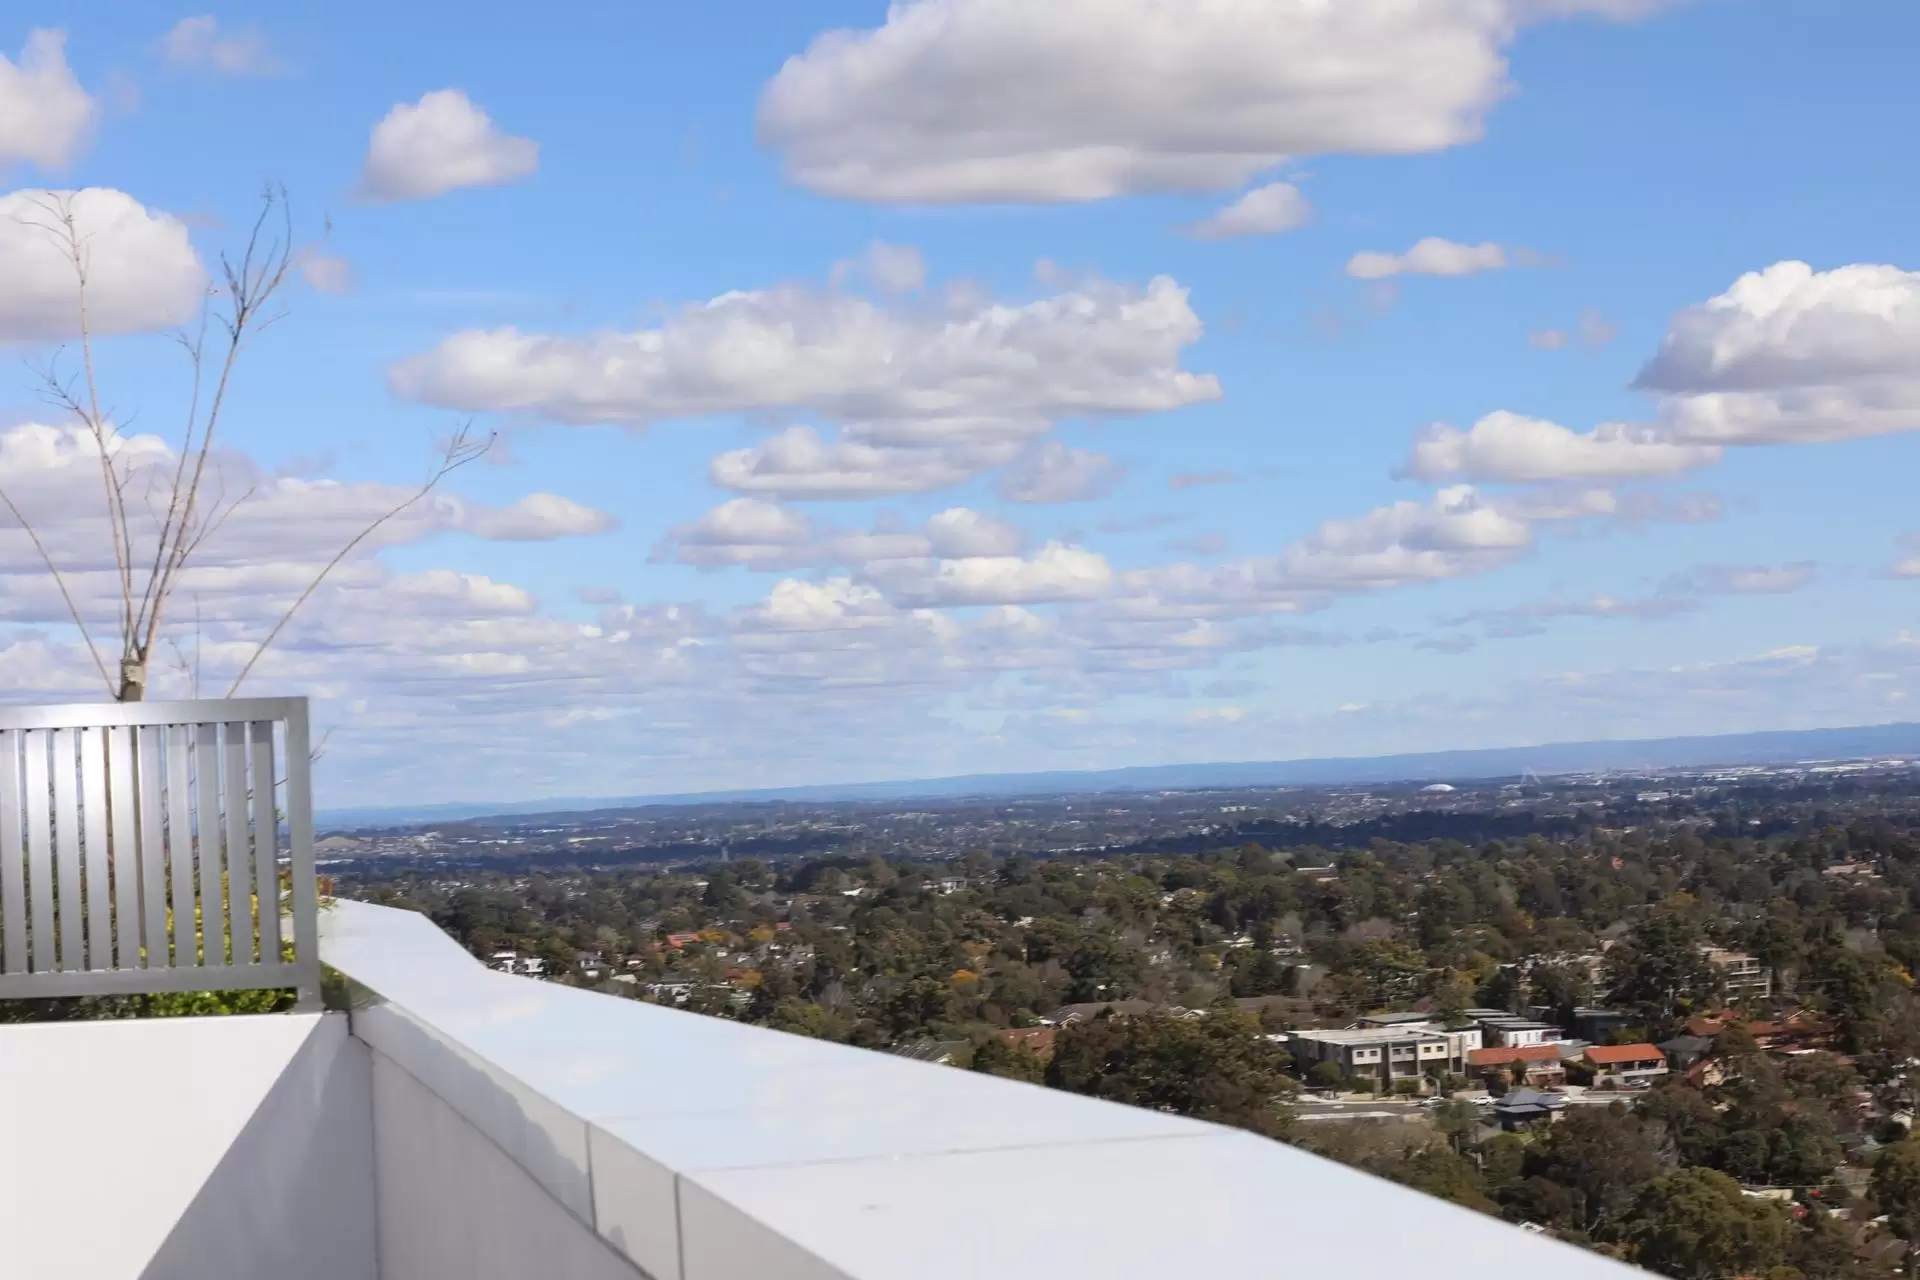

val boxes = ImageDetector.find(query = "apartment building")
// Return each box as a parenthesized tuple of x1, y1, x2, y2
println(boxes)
(1702, 947, 1773, 999)
(1288, 1028, 1451, 1088)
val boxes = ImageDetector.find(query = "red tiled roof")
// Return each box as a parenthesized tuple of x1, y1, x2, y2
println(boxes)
(1001, 1027, 1057, 1051)
(1469, 1044, 1563, 1066)
(1585, 1042, 1663, 1065)
(1685, 1012, 1834, 1041)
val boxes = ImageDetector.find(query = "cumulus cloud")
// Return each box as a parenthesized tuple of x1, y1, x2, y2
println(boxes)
(1130, 485, 1535, 616)
(299, 252, 355, 294)
(397, 272, 1215, 500)
(160, 16, 281, 76)
(464, 493, 617, 540)
(860, 241, 926, 294)
(757, 0, 1657, 204)
(1346, 238, 1525, 280)
(394, 274, 1214, 430)
(0, 31, 95, 170)
(0, 422, 613, 630)
(1638, 261, 1920, 445)
(998, 441, 1125, 503)
(925, 507, 1024, 558)
(872, 542, 1114, 607)
(710, 427, 1015, 501)
(0, 188, 206, 341)
(1181, 182, 1312, 241)
(358, 90, 539, 203)
(662, 500, 1025, 576)
(661, 498, 816, 569)
(1402, 411, 1722, 483)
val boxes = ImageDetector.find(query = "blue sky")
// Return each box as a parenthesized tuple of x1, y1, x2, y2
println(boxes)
(3, 1, 1918, 806)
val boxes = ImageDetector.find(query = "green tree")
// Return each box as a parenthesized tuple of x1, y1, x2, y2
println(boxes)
(1306, 1060, 1349, 1091)
(970, 1035, 1047, 1085)
(1479, 1133, 1527, 1189)
(1046, 1012, 1294, 1138)
(1521, 1105, 1666, 1238)
(1607, 901, 1719, 1021)
(1398, 1144, 1494, 1212)
(1626, 1168, 1793, 1280)
(1870, 1140, 1920, 1262)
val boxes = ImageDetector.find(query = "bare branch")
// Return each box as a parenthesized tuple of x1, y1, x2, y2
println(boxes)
(224, 423, 494, 696)
(0, 483, 112, 694)
(138, 186, 300, 691)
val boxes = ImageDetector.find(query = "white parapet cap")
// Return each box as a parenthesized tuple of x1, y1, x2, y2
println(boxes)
(321, 900, 1646, 1280)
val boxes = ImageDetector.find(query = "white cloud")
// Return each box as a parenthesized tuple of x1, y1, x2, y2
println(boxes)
(0, 31, 95, 170)
(662, 500, 1024, 575)
(1402, 411, 1722, 483)
(873, 542, 1114, 607)
(300, 253, 354, 294)
(863, 241, 926, 294)
(0, 422, 613, 628)
(741, 577, 898, 633)
(710, 426, 1015, 500)
(663, 498, 816, 568)
(1639, 261, 1920, 445)
(394, 274, 1214, 431)
(1130, 485, 1535, 615)
(0, 188, 206, 341)
(757, 0, 1657, 203)
(160, 16, 280, 76)
(397, 272, 1214, 500)
(998, 441, 1125, 503)
(924, 508, 1023, 559)
(379, 570, 537, 617)
(1181, 182, 1312, 241)
(464, 493, 617, 541)
(358, 89, 539, 203)
(1346, 238, 1518, 280)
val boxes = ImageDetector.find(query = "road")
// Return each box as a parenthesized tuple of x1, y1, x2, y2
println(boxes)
(1293, 1089, 1638, 1122)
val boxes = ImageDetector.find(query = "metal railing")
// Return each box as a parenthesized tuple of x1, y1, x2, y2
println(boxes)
(0, 698, 319, 1009)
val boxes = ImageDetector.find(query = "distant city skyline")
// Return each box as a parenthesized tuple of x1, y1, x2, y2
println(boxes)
(3, 3, 1918, 807)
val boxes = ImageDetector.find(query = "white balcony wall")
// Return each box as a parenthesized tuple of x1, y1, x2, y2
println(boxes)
(371, 1053, 642, 1279)
(0, 1013, 376, 1279)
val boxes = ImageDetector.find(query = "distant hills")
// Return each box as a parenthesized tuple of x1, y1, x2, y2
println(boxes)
(318, 720, 1920, 829)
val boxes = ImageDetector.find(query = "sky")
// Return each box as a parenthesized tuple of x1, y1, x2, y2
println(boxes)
(2, 1, 1919, 807)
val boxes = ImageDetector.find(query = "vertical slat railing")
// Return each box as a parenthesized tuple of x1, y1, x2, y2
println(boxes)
(52, 729, 81, 971)
(0, 699, 320, 1007)
(107, 727, 142, 970)
(166, 725, 194, 968)
(194, 722, 223, 969)
(222, 724, 250, 965)
(24, 734, 53, 973)
(0, 731, 23, 974)
(136, 726, 169, 966)
(80, 728, 111, 971)
(250, 722, 280, 965)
